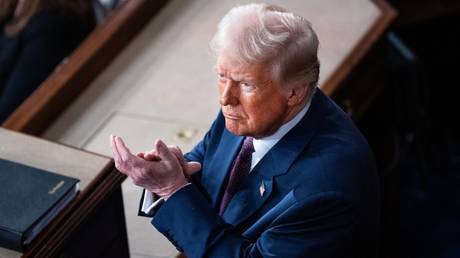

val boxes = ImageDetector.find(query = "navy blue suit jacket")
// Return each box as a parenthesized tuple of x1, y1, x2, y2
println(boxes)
(146, 90, 379, 258)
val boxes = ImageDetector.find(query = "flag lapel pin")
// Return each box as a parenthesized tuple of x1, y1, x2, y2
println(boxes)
(259, 181, 265, 197)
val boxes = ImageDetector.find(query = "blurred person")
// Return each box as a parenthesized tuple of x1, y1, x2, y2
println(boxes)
(111, 3, 379, 258)
(0, 0, 94, 123)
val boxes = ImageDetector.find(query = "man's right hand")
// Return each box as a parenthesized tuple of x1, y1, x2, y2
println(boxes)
(137, 144, 201, 177)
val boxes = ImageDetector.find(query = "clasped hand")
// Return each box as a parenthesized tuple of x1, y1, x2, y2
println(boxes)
(110, 135, 201, 199)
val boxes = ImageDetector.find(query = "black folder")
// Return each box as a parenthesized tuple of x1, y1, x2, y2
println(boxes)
(0, 158, 79, 251)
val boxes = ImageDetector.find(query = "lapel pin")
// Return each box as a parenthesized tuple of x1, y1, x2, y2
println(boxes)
(259, 181, 265, 197)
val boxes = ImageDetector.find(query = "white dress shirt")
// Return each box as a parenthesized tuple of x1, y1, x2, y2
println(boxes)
(141, 91, 314, 215)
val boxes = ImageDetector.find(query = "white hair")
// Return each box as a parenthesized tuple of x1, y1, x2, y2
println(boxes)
(210, 3, 320, 89)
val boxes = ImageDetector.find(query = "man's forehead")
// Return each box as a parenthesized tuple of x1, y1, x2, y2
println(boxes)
(216, 56, 267, 78)
(216, 54, 247, 69)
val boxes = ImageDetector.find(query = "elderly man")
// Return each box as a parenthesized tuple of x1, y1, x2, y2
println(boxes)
(110, 3, 379, 258)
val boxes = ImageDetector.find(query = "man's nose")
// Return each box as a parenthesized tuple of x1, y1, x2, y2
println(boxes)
(219, 81, 238, 106)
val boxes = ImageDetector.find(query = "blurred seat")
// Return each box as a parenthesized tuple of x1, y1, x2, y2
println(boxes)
(92, 0, 121, 23)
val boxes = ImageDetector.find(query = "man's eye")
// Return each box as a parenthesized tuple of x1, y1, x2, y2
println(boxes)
(218, 74, 227, 82)
(241, 82, 254, 90)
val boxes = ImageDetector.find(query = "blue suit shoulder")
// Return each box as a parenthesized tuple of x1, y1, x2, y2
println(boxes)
(294, 90, 377, 196)
(274, 90, 379, 257)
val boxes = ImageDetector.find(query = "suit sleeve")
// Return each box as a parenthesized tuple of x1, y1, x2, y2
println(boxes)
(137, 113, 221, 217)
(152, 184, 356, 258)
(183, 114, 222, 187)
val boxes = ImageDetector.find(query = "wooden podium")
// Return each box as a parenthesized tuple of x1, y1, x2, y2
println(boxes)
(0, 128, 128, 257)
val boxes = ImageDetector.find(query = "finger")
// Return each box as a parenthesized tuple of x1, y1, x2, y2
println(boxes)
(110, 135, 118, 156)
(115, 136, 134, 161)
(154, 139, 177, 162)
(110, 135, 122, 163)
(169, 145, 186, 165)
(137, 152, 145, 158)
(183, 161, 202, 176)
(110, 135, 127, 174)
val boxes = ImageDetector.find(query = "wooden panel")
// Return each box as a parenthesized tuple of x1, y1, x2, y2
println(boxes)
(321, 0, 396, 95)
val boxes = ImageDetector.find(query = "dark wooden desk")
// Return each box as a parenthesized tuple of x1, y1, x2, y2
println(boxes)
(0, 128, 128, 257)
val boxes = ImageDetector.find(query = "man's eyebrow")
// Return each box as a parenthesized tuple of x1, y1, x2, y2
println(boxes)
(235, 73, 257, 82)
(215, 66, 227, 74)
(214, 66, 256, 82)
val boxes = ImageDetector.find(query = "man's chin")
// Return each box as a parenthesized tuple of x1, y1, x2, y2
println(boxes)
(224, 121, 247, 136)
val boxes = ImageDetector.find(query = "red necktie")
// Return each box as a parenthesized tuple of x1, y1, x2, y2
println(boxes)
(219, 137, 254, 215)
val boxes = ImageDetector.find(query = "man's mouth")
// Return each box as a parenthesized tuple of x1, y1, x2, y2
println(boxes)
(223, 112, 241, 119)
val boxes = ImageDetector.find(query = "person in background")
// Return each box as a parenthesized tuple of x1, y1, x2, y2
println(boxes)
(0, 0, 94, 123)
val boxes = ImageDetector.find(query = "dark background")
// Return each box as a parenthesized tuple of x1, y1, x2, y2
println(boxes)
(343, 0, 460, 257)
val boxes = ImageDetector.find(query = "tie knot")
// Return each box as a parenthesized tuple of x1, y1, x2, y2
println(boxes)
(241, 137, 255, 155)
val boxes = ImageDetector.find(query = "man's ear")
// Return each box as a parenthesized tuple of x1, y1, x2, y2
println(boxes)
(287, 84, 309, 106)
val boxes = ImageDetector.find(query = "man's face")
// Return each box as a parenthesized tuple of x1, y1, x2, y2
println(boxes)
(216, 55, 292, 138)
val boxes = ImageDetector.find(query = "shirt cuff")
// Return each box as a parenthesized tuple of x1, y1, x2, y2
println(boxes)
(141, 191, 163, 216)
(141, 183, 191, 216)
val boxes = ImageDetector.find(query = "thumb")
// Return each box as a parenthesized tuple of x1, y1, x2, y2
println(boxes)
(183, 161, 201, 176)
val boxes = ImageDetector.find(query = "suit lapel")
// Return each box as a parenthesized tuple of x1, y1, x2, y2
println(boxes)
(222, 166, 274, 225)
(221, 140, 309, 225)
(222, 90, 327, 226)
(203, 131, 244, 209)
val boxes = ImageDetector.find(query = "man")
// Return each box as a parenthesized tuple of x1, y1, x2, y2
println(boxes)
(110, 3, 379, 258)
